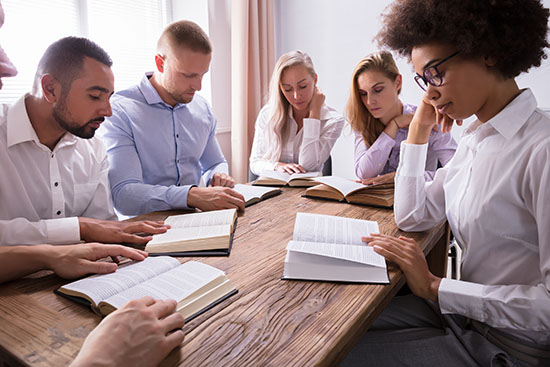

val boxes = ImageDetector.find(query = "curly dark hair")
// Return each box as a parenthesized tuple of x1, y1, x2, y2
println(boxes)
(376, 0, 549, 78)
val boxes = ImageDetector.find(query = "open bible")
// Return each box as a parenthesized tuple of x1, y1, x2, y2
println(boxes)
(282, 212, 389, 283)
(305, 176, 394, 208)
(254, 170, 320, 187)
(55, 257, 237, 322)
(233, 184, 282, 207)
(145, 208, 237, 256)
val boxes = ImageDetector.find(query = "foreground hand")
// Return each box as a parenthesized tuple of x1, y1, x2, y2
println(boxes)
(46, 243, 148, 279)
(79, 218, 169, 245)
(411, 96, 462, 138)
(308, 87, 325, 120)
(362, 233, 441, 302)
(357, 171, 395, 186)
(188, 187, 245, 211)
(210, 173, 235, 188)
(275, 162, 306, 174)
(71, 297, 185, 367)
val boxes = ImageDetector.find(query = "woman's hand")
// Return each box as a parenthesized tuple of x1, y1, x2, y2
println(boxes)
(275, 162, 306, 174)
(308, 87, 325, 120)
(362, 233, 441, 302)
(357, 171, 395, 185)
(408, 97, 462, 144)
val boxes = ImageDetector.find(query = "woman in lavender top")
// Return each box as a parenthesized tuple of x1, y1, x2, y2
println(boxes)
(346, 51, 457, 184)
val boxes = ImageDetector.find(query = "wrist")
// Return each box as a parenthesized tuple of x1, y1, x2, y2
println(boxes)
(406, 118, 433, 144)
(428, 276, 442, 302)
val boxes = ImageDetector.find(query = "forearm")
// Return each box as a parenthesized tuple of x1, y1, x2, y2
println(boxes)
(0, 245, 55, 283)
(354, 134, 394, 179)
(112, 182, 192, 215)
(299, 118, 343, 172)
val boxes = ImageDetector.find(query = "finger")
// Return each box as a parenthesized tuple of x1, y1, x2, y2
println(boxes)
(88, 244, 148, 261)
(121, 233, 151, 245)
(126, 222, 169, 235)
(150, 299, 178, 319)
(297, 165, 306, 173)
(165, 329, 185, 350)
(129, 296, 156, 308)
(76, 260, 118, 277)
(110, 255, 120, 263)
(160, 312, 185, 332)
(142, 220, 168, 228)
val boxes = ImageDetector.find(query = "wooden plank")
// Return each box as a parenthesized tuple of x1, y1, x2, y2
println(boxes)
(0, 187, 447, 367)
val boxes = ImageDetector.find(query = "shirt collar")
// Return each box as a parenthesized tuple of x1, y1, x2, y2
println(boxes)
(7, 94, 78, 150)
(486, 88, 537, 141)
(138, 72, 188, 110)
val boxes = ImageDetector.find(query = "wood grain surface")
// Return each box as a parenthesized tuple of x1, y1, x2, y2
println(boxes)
(0, 187, 448, 367)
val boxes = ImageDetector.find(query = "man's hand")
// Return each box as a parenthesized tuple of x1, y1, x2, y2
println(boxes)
(357, 171, 395, 186)
(79, 218, 169, 245)
(275, 162, 306, 174)
(187, 187, 245, 211)
(210, 172, 235, 188)
(71, 297, 185, 367)
(362, 233, 441, 302)
(44, 243, 148, 279)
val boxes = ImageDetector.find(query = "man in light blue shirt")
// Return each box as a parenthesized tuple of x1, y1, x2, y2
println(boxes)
(101, 20, 244, 216)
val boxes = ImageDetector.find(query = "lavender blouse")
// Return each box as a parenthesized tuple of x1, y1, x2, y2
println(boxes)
(354, 103, 457, 181)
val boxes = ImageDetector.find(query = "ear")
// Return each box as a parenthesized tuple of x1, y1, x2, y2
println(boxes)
(314, 73, 318, 86)
(484, 56, 497, 67)
(155, 54, 165, 73)
(41, 74, 61, 103)
(395, 74, 402, 93)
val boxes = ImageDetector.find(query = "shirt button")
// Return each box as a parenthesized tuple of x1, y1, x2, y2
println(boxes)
(176, 134, 179, 138)
(51, 154, 54, 158)
(54, 182, 59, 187)
(176, 159, 180, 164)
(56, 210, 61, 215)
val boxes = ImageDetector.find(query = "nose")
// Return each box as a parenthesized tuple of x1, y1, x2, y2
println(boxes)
(101, 101, 112, 117)
(425, 83, 440, 101)
(0, 46, 18, 78)
(293, 89, 300, 100)
(367, 94, 376, 106)
(192, 76, 202, 92)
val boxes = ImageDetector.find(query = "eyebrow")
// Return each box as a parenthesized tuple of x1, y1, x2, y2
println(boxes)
(87, 86, 113, 95)
(422, 58, 442, 70)
(281, 78, 308, 87)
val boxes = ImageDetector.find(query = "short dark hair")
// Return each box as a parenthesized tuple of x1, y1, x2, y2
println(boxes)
(33, 36, 112, 95)
(158, 20, 212, 54)
(377, 0, 550, 79)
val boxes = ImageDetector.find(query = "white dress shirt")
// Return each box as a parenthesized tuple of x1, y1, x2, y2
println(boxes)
(0, 95, 116, 246)
(249, 103, 345, 175)
(394, 89, 550, 345)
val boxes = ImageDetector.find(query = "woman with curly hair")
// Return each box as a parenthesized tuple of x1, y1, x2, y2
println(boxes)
(249, 51, 345, 176)
(347, 51, 456, 184)
(343, 0, 550, 366)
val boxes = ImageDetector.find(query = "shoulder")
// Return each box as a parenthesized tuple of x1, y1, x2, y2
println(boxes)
(75, 136, 107, 164)
(402, 103, 417, 115)
(255, 104, 275, 127)
(110, 85, 145, 109)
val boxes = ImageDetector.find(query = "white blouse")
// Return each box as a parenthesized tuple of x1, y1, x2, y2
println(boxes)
(394, 89, 550, 345)
(249, 103, 345, 175)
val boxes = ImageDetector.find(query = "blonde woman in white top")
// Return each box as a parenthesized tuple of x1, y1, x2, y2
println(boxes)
(249, 51, 345, 176)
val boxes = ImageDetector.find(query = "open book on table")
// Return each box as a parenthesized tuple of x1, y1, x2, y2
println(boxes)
(233, 184, 282, 207)
(282, 212, 389, 283)
(254, 170, 320, 187)
(305, 176, 394, 208)
(55, 257, 237, 322)
(145, 208, 237, 256)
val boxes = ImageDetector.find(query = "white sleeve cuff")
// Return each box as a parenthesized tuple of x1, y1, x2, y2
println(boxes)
(397, 141, 428, 177)
(438, 278, 486, 321)
(45, 217, 81, 245)
(302, 118, 321, 139)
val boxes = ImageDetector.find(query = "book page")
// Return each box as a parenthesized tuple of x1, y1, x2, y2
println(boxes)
(293, 212, 379, 245)
(60, 257, 180, 306)
(286, 240, 386, 267)
(313, 176, 367, 197)
(258, 170, 291, 182)
(147, 224, 230, 246)
(101, 261, 225, 309)
(233, 184, 279, 202)
(164, 209, 236, 228)
(289, 171, 320, 180)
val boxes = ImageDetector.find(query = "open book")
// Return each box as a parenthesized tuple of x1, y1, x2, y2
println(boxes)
(305, 176, 394, 208)
(233, 184, 282, 207)
(145, 208, 237, 256)
(282, 212, 389, 283)
(55, 257, 237, 322)
(254, 170, 320, 187)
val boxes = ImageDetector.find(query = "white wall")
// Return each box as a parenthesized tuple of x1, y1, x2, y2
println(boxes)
(275, 0, 550, 179)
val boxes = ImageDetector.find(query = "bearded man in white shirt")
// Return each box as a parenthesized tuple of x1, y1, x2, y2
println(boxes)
(0, 36, 168, 246)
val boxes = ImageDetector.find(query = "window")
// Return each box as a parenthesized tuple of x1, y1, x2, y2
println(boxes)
(0, 0, 170, 103)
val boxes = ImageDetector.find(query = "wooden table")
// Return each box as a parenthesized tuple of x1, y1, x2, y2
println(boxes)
(0, 187, 449, 367)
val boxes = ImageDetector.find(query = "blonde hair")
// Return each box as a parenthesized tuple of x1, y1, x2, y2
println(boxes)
(263, 50, 316, 162)
(345, 51, 401, 148)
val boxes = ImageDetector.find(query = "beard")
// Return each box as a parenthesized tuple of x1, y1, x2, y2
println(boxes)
(52, 98, 103, 139)
(165, 85, 195, 104)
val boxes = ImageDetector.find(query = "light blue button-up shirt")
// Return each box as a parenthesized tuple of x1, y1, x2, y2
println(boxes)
(100, 73, 228, 215)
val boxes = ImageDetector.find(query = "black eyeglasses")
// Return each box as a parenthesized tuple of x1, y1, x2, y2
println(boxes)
(414, 51, 460, 91)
